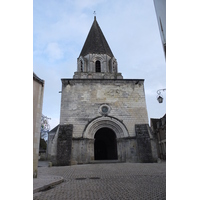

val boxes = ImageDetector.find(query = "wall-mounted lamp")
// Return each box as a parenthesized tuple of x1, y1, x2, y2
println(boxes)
(157, 89, 166, 103)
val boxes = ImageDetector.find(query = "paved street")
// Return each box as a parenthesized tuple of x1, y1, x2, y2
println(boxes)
(34, 162, 166, 200)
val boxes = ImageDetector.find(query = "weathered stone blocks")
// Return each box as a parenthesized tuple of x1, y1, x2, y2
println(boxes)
(60, 79, 149, 138)
(56, 124, 73, 166)
(135, 124, 153, 163)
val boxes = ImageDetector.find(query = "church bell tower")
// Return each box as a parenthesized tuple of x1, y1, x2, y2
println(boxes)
(73, 16, 123, 79)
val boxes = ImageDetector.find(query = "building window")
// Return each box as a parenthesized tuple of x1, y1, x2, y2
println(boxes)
(96, 60, 101, 72)
(113, 62, 116, 72)
(101, 106, 108, 114)
(80, 60, 83, 72)
(99, 104, 111, 116)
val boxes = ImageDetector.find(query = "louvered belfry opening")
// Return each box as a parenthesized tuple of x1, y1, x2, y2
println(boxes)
(95, 60, 101, 72)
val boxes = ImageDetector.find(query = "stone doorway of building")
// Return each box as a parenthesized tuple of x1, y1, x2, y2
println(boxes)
(94, 128, 118, 160)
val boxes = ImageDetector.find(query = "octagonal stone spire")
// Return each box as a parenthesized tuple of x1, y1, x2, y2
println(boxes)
(74, 17, 123, 79)
(79, 16, 114, 58)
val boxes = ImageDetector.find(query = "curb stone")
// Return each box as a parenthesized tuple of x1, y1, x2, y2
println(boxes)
(33, 176, 64, 194)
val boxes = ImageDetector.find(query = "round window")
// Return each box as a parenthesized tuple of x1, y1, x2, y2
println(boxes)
(101, 106, 108, 113)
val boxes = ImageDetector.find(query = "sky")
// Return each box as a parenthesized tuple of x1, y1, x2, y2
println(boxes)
(33, 0, 166, 131)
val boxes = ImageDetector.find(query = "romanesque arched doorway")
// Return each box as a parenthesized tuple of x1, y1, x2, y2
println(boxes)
(94, 128, 118, 160)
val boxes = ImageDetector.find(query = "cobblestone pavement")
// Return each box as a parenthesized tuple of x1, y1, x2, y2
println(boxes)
(33, 162, 166, 200)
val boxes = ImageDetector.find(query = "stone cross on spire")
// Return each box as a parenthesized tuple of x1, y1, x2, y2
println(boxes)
(93, 11, 96, 20)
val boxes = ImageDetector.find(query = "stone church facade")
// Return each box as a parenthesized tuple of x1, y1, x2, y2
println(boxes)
(48, 17, 158, 165)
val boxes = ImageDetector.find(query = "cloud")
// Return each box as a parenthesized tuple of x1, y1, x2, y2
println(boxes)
(45, 42, 64, 61)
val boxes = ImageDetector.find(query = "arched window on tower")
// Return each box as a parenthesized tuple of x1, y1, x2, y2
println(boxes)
(80, 60, 83, 72)
(96, 60, 101, 72)
(113, 61, 116, 72)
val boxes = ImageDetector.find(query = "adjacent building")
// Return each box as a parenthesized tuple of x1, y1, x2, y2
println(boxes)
(150, 114, 166, 160)
(153, 0, 166, 160)
(33, 73, 44, 178)
(153, 0, 166, 57)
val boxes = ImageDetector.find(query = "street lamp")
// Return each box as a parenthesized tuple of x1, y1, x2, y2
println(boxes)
(157, 89, 166, 103)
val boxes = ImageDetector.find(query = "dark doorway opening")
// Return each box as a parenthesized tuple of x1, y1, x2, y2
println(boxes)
(94, 128, 118, 160)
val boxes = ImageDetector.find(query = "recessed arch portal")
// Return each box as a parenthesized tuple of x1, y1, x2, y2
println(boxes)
(83, 116, 129, 139)
(94, 128, 118, 160)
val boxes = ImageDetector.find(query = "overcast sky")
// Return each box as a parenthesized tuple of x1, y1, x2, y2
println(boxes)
(33, 0, 166, 130)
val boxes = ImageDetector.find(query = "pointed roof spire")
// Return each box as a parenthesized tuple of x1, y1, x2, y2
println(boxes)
(79, 17, 114, 58)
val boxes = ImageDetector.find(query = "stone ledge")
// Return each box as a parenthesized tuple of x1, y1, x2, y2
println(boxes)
(61, 78, 144, 86)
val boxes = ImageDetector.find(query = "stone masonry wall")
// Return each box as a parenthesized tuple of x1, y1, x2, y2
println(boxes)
(60, 79, 149, 138)
(135, 124, 153, 163)
(56, 125, 73, 166)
